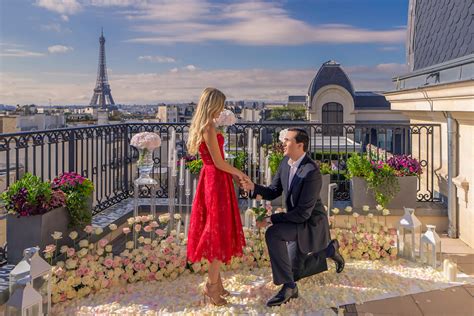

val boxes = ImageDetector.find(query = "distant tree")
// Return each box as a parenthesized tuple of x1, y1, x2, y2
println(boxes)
(269, 106, 306, 121)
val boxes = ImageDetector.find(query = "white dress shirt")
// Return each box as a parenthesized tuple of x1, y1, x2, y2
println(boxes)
(287, 153, 306, 190)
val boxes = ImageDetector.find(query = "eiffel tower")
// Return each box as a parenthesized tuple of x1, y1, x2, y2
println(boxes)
(90, 29, 115, 108)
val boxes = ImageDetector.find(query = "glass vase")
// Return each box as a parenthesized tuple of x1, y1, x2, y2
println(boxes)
(136, 147, 155, 184)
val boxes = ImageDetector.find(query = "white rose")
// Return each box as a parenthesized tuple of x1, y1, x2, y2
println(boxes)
(69, 231, 78, 240)
(51, 231, 63, 240)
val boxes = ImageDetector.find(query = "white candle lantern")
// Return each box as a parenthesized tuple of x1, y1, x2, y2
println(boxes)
(6, 283, 43, 316)
(30, 251, 52, 315)
(397, 207, 422, 260)
(9, 247, 36, 296)
(419, 224, 441, 268)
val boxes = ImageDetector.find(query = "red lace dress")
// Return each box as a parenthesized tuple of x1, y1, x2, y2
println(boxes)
(187, 133, 245, 264)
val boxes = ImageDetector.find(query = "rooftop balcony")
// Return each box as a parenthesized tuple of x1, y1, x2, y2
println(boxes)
(0, 122, 441, 211)
(1, 121, 472, 315)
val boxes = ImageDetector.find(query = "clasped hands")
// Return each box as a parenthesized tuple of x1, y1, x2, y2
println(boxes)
(232, 174, 255, 192)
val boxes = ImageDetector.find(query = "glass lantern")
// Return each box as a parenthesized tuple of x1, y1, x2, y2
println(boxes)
(9, 247, 37, 296)
(6, 283, 43, 316)
(420, 224, 441, 268)
(397, 207, 422, 260)
(30, 250, 52, 315)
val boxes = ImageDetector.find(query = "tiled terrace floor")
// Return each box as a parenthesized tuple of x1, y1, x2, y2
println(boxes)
(345, 237, 474, 316)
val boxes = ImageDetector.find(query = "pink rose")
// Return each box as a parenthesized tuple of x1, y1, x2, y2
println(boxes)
(144, 225, 153, 233)
(104, 258, 114, 268)
(159, 261, 166, 269)
(123, 227, 131, 234)
(134, 224, 142, 232)
(155, 229, 165, 237)
(84, 225, 94, 234)
(98, 238, 108, 248)
(66, 248, 75, 257)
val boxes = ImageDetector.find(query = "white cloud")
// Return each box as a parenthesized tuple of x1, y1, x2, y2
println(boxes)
(48, 45, 74, 54)
(0, 48, 45, 57)
(126, 1, 406, 46)
(184, 65, 197, 71)
(123, 0, 212, 22)
(40, 23, 72, 33)
(32, 1, 405, 46)
(138, 55, 176, 63)
(35, 0, 82, 15)
(0, 63, 402, 105)
(87, 0, 146, 6)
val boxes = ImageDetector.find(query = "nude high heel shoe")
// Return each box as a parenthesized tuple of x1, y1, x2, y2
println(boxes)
(203, 281, 227, 306)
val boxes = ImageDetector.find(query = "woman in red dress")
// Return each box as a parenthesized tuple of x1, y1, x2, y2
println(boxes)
(186, 87, 247, 305)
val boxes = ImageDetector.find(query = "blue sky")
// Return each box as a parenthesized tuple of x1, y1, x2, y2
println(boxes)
(0, 0, 409, 105)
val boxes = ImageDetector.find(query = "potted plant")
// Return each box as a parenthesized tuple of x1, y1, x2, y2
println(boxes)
(52, 172, 94, 228)
(385, 155, 421, 209)
(1, 173, 67, 264)
(347, 154, 421, 209)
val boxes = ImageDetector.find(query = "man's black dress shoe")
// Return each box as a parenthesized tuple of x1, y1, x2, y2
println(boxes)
(329, 239, 345, 273)
(266, 284, 299, 307)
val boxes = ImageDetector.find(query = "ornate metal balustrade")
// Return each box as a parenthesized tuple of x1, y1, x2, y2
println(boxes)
(0, 122, 441, 215)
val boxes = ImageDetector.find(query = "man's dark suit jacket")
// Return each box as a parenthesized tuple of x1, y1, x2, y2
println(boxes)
(251, 154, 330, 255)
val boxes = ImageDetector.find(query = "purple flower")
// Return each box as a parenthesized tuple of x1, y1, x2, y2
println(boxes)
(387, 155, 422, 176)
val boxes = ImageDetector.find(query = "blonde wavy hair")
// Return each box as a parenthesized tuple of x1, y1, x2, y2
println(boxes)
(187, 87, 226, 155)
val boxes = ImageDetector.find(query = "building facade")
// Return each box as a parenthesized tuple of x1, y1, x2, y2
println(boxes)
(385, 0, 473, 246)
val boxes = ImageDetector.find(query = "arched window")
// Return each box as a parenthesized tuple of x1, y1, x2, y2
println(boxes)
(322, 102, 343, 136)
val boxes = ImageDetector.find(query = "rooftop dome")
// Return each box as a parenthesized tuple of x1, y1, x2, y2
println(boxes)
(307, 60, 355, 105)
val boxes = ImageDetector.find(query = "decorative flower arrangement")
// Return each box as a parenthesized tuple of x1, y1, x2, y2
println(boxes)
(0, 173, 66, 217)
(45, 211, 400, 305)
(215, 109, 237, 128)
(130, 132, 162, 150)
(332, 222, 398, 260)
(52, 172, 94, 227)
(387, 154, 422, 177)
(130, 132, 162, 178)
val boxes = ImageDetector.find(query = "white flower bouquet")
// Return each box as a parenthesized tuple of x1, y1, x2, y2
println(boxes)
(215, 109, 237, 127)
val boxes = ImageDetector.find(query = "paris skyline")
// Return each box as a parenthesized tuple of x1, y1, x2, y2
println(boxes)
(1, 0, 408, 105)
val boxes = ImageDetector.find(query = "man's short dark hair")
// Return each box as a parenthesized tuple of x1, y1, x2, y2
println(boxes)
(288, 128, 309, 152)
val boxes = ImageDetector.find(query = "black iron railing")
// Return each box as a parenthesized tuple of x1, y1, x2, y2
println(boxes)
(0, 122, 441, 215)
